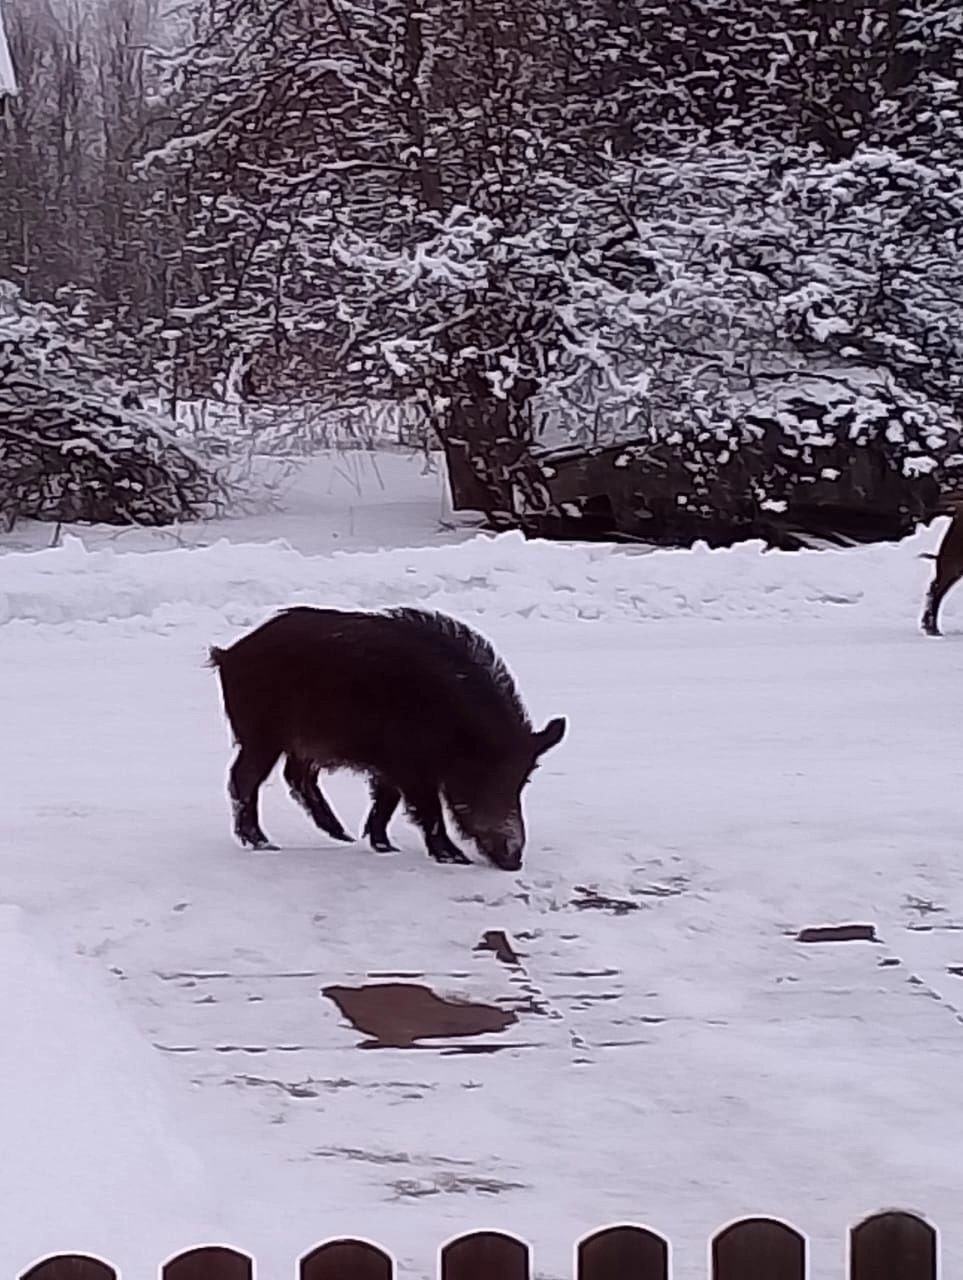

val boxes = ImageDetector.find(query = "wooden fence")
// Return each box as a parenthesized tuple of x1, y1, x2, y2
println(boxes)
(17, 1210, 938, 1279)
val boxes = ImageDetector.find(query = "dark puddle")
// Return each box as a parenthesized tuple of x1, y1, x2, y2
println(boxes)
(796, 923, 878, 943)
(323, 982, 518, 1050)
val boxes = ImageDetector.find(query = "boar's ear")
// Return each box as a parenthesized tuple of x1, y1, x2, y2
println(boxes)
(532, 716, 566, 760)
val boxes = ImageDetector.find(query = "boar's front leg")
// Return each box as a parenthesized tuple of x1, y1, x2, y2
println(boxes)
(401, 781, 471, 865)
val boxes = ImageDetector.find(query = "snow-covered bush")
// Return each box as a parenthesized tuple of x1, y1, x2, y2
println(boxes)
(0, 284, 225, 529)
(777, 148, 963, 416)
(319, 143, 961, 527)
(576, 372, 962, 544)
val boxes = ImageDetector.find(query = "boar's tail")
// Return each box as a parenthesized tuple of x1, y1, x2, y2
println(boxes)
(206, 645, 226, 669)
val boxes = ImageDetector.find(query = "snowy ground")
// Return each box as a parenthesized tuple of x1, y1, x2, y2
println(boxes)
(3, 453, 963, 1279)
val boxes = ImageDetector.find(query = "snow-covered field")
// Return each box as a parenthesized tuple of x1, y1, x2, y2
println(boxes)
(4, 451, 963, 1279)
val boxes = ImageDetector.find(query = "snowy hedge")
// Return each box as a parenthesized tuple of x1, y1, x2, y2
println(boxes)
(560, 372, 963, 546)
(313, 145, 962, 538)
(0, 285, 225, 530)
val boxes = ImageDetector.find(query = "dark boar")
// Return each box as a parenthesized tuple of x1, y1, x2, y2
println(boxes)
(921, 508, 963, 636)
(208, 606, 566, 871)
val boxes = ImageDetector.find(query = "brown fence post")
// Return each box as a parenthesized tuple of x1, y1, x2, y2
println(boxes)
(850, 1211, 937, 1280)
(577, 1225, 669, 1280)
(163, 1246, 253, 1280)
(20, 1256, 117, 1280)
(300, 1240, 394, 1280)
(441, 1231, 530, 1280)
(712, 1217, 806, 1280)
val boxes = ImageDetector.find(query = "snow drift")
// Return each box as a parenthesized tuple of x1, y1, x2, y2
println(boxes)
(0, 905, 226, 1273)
(0, 522, 947, 633)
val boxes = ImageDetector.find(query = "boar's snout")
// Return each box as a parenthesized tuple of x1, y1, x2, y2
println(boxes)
(480, 837, 523, 871)
(448, 786, 527, 871)
(477, 813, 525, 871)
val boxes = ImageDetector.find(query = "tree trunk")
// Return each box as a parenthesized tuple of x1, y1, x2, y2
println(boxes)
(438, 365, 553, 523)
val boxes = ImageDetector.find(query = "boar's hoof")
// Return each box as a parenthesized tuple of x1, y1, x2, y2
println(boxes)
(369, 837, 399, 854)
(431, 842, 472, 866)
(239, 834, 280, 852)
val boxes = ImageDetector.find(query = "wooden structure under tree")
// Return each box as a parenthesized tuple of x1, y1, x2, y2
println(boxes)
(442, 378, 963, 550)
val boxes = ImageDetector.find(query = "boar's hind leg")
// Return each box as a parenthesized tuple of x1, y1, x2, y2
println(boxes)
(229, 742, 281, 851)
(921, 572, 959, 636)
(283, 755, 353, 843)
(363, 777, 401, 853)
(401, 782, 471, 866)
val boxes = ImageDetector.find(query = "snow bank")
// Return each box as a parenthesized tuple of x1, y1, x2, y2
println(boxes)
(0, 905, 224, 1273)
(0, 524, 945, 631)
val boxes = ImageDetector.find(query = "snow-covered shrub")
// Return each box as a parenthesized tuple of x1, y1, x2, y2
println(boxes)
(324, 144, 962, 530)
(0, 284, 224, 529)
(777, 148, 963, 417)
(586, 372, 963, 543)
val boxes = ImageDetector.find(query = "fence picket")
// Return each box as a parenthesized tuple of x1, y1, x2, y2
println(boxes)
(441, 1231, 530, 1280)
(163, 1246, 253, 1280)
(578, 1225, 669, 1279)
(300, 1239, 394, 1280)
(850, 1211, 937, 1280)
(712, 1217, 805, 1280)
(21, 1257, 116, 1280)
